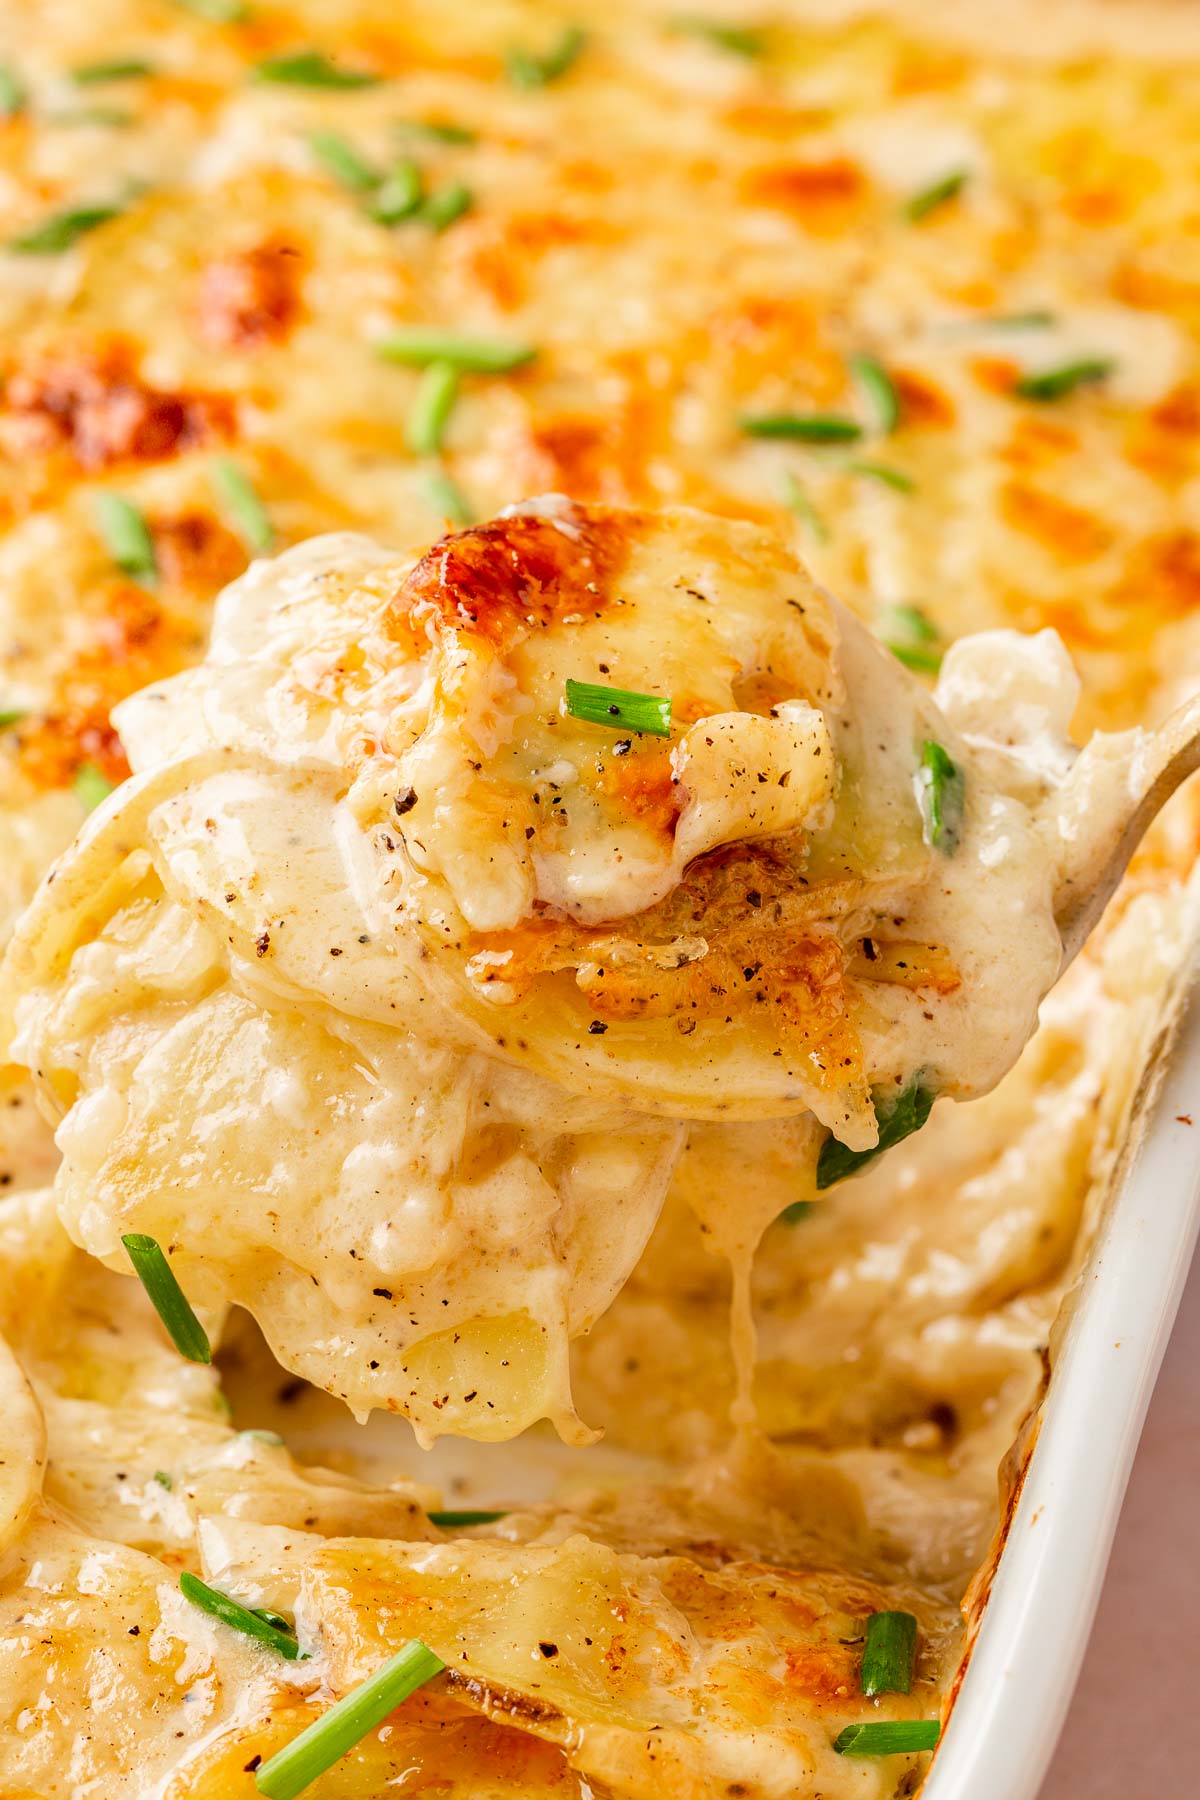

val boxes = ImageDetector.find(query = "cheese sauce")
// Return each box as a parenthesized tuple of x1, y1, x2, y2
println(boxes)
(1, 2, 1199, 1796)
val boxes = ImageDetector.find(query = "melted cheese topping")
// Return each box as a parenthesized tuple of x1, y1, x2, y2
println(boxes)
(2, 0, 1200, 1793)
(3, 503, 1135, 1448)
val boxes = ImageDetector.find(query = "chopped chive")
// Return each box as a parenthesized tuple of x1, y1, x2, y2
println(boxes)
(420, 181, 473, 231)
(397, 118, 476, 145)
(967, 309, 1056, 332)
(817, 1078, 935, 1190)
(371, 158, 423, 223)
(564, 678, 672, 738)
(861, 1611, 918, 1696)
(211, 457, 274, 554)
(0, 707, 26, 728)
(779, 470, 828, 544)
(778, 1200, 815, 1224)
(255, 1639, 444, 1798)
(254, 50, 380, 89)
(180, 1572, 304, 1660)
(670, 16, 766, 55)
(878, 602, 941, 674)
(153, 1469, 173, 1489)
(427, 1508, 508, 1527)
(848, 354, 900, 434)
(421, 469, 473, 526)
(240, 1427, 285, 1446)
(51, 105, 135, 127)
(73, 763, 115, 812)
(505, 25, 586, 89)
(376, 329, 536, 373)
(905, 169, 967, 223)
(741, 412, 862, 443)
(847, 459, 914, 493)
(307, 129, 378, 192)
(407, 360, 460, 456)
(9, 202, 122, 253)
(834, 1720, 940, 1757)
(94, 491, 157, 583)
(0, 64, 26, 116)
(121, 1233, 212, 1363)
(917, 738, 964, 852)
(172, 0, 249, 18)
(72, 58, 154, 85)
(1013, 357, 1114, 402)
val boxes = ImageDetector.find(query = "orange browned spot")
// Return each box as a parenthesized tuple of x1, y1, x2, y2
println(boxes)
(1000, 480, 1115, 565)
(521, 409, 654, 506)
(1111, 259, 1200, 324)
(152, 511, 247, 594)
(16, 583, 203, 791)
(390, 505, 627, 649)
(1110, 530, 1200, 621)
(970, 355, 1021, 398)
(196, 239, 305, 350)
(891, 42, 969, 95)
(999, 416, 1079, 473)
(0, 340, 233, 471)
(740, 158, 868, 232)
(595, 744, 680, 840)
(1126, 383, 1200, 485)
(893, 368, 956, 428)
(782, 1642, 861, 1701)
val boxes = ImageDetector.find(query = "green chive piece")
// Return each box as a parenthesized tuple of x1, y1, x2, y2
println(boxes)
(172, 0, 249, 18)
(307, 129, 378, 192)
(371, 158, 423, 223)
(407, 360, 460, 456)
(376, 329, 536, 374)
(970, 309, 1056, 332)
(420, 181, 473, 231)
(255, 1639, 444, 1799)
(905, 169, 968, 223)
(834, 1720, 940, 1757)
(741, 413, 863, 443)
(427, 1508, 508, 1527)
(254, 50, 380, 89)
(72, 58, 154, 85)
(917, 738, 964, 852)
(878, 602, 941, 674)
(847, 459, 914, 493)
(421, 469, 473, 526)
(779, 470, 828, 544)
(51, 106, 135, 128)
(180, 1571, 304, 1660)
(397, 118, 476, 145)
(861, 1611, 918, 1696)
(817, 1078, 935, 1190)
(670, 16, 766, 55)
(564, 678, 672, 738)
(94, 491, 157, 583)
(211, 457, 274, 554)
(848, 354, 900, 434)
(0, 64, 26, 116)
(73, 763, 115, 812)
(9, 202, 122, 254)
(505, 25, 586, 90)
(0, 707, 26, 729)
(153, 1469, 173, 1489)
(1013, 358, 1114, 402)
(778, 1200, 815, 1225)
(121, 1233, 212, 1363)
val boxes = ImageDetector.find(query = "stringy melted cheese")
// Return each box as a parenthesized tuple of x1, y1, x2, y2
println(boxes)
(2, 0, 1200, 1794)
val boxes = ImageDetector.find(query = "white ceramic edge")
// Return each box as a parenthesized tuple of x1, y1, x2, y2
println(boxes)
(922, 964, 1200, 1800)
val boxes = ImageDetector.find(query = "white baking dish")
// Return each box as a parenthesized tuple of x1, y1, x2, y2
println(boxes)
(924, 962, 1200, 1799)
